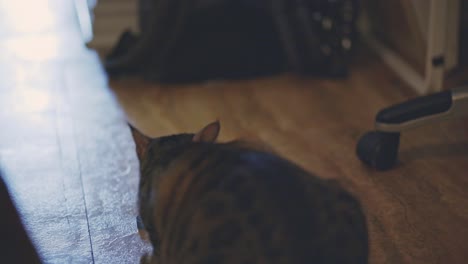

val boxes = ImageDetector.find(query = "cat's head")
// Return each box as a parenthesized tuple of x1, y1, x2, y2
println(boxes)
(129, 121, 221, 172)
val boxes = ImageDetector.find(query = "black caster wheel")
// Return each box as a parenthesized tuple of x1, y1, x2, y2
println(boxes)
(356, 131, 401, 171)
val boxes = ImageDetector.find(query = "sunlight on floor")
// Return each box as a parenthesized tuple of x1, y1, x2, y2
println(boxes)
(0, 0, 95, 114)
(10, 87, 52, 113)
(0, 1, 56, 34)
(0, 1, 149, 262)
(0, 0, 91, 60)
(2, 35, 68, 60)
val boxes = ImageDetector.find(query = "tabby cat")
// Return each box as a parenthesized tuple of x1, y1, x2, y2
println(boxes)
(131, 121, 368, 264)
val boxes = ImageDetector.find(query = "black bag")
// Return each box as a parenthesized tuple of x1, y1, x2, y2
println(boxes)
(104, 0, 359, 84)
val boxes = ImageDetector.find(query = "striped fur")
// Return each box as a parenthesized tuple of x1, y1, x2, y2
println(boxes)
(131, 121, 368, 264)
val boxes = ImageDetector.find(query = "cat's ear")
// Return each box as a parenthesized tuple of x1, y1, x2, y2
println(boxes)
(129, 124, 151, 160)
(193, 120, 220, 143)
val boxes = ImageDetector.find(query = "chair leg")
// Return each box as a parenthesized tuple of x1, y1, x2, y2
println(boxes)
(356, 85, 468, 171)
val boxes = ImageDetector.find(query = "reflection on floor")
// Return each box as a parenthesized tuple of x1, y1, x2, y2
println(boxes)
(0, 1, 150, 263)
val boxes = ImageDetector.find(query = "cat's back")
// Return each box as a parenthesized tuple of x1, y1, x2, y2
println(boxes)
(157, 142, 368, 264)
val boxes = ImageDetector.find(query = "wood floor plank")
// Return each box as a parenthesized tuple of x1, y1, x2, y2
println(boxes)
(0, 59, 93, 263)
(63, 52, 151, 264)
(0, 1, 150, 262)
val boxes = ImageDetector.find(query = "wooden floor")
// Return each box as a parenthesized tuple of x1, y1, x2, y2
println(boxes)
(1, 1, 468, 264)
(0, 1, 150, 263)
(110, 52, 468, 264)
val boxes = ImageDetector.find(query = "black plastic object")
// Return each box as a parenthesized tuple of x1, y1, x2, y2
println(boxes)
(376, 90, 452, 124)
(356, 131, 401, 171)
